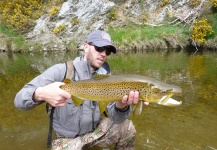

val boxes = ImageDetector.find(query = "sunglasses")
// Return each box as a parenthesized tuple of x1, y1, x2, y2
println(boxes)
(88, 43, 111, 56)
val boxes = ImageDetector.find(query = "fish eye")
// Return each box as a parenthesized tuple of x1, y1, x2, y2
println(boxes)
(162, 91, 166, 94)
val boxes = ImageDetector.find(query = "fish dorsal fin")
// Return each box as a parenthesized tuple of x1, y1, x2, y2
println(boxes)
(63, 78, 72, 84)
(93, 74, 110, 80)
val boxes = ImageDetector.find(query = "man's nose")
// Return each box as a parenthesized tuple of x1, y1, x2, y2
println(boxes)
(100, 49, 107, 56)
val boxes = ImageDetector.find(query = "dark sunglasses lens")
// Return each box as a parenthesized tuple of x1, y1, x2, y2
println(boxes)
(95, 46, 104, 52)
(94, 46, 111, 56)
(106, 49, 111, 55)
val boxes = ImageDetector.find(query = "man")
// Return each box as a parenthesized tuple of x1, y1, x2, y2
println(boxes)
(14, 30, 149, 150)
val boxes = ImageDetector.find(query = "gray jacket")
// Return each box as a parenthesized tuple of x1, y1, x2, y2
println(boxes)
(14, 56, 131, 138)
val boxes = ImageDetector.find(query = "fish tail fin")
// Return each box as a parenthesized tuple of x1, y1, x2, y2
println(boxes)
(132, 101, 143, 116)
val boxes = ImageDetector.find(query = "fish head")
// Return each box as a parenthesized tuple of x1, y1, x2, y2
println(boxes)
(140, 85, 182, 106)
(156, 86, 182, 106)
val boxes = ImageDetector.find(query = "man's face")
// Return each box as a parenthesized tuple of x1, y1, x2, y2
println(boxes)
(83, 43, 111, 71)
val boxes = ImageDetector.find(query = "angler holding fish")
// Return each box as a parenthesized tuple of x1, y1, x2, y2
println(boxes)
(14, 30, 181, 150)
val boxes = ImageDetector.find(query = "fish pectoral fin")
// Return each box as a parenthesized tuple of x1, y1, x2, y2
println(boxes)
(93, 74, 110, 80)
(132, 101, 143, 116)
(98, 101, 108, 114)
(71, 95, 83, 106)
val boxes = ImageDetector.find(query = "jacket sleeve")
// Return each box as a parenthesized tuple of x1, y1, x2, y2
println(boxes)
(106, 102, 131, 124)
(14, 63, 66, 110)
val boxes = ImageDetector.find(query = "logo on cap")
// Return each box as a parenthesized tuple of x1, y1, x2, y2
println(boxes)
(101, 32, 111, 42)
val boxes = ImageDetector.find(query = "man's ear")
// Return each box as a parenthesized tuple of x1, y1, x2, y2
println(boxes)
(83, 43, 89, 52)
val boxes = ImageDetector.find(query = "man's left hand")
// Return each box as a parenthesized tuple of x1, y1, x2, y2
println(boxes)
(116, 91, 149, 110)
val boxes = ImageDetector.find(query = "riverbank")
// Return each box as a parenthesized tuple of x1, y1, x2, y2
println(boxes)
(1, 23, 217, 54)
(0, 0, 217, 53)
(0, 22, 217, 53)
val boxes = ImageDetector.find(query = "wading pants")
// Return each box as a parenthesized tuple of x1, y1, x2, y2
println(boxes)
(52, 117, 136, 150)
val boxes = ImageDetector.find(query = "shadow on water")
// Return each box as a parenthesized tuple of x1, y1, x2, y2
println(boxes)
(0, 51, 217, 150)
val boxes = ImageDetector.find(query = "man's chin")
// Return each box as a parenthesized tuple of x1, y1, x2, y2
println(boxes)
(93, 63, 103, 70)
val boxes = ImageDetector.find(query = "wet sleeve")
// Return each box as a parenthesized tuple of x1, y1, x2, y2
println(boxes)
(106, 102, 131, 124)
(14, 63, 66, 110)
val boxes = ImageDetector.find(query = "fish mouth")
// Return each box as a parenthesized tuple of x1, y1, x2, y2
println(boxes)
(158, 95, 182, 106)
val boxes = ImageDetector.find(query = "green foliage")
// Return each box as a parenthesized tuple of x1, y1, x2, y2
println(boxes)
(53, 24, 66, 34)
(108, 24, 188, 45)
(209, 0, 217, 12)
(189, 0, 200, 7)
(160, 0, 171, 7)
(209, 0, 217, 7)
(106, 7, 118, 21)
(190, 18, 214, 43)
(0, 24, 17, 37)
(49, 6, 60, 16)
(70, 17, 80, 26)
(13, 35, 29, 51)
(0, 0, 43, 30)
(0, 0, 64, 31)
(0, 24, 28, 52)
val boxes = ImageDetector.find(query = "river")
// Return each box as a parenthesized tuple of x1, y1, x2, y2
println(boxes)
(0, 51, 217, 150)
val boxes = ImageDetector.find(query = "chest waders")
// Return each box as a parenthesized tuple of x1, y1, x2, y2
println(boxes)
(46, 61, 108, 148)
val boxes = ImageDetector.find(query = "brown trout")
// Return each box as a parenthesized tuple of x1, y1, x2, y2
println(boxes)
(60, 74, 182, 115)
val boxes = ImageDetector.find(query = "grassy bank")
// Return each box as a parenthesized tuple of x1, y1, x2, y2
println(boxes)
(0, 25, 28, 52)
(0, 18, 217, 53)
(108, 24, 190, 43)
(108, 24, 190, 52)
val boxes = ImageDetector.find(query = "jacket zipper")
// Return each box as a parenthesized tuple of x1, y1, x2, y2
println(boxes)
(78, 104, 83, 135)
(92, 101, 96, 130)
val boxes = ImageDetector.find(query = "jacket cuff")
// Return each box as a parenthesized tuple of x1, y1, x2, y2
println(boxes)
(115, 105, 130, 113)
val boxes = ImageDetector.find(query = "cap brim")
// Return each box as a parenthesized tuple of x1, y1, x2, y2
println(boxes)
(92, 41, 117, 54)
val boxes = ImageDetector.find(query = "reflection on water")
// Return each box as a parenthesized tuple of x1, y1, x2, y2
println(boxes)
(0, 51, 217, 150)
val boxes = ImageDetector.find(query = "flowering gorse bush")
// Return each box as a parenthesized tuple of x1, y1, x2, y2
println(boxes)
(53, 24, 66, 34)
(0, 0, 63, 30)
(209, 0, 217, 8)
(190, 18, 214, 43)
(0, 0, 44, 30)
(49, 6, 60, 16)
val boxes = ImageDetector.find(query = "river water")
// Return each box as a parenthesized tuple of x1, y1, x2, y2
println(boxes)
(0, 51, 216, 150)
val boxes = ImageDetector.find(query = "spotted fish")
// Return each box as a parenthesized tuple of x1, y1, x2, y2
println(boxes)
(60, 74, 182, 115)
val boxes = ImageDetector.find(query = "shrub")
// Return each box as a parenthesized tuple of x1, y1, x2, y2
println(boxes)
(49, 6, 60, 16)
(209, 0, 217, 8)
(190, 18, 214, 43)
(106, 7, 117, 21)
(189, 0, 200, 7)
(70, 17, 80, 26)
(0, 0, 64, 30)
(53, 24, 66, 34)
(0, 0, 43, 30)
(160, 0, 171, 7)
(209, 0, 217, 12)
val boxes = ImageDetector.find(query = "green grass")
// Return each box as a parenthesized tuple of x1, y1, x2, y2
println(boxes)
(206, 13, 217, 39)
(108, 24, 189, 45)
(0, 24, 17, 37)
(0, 24, 28, 52)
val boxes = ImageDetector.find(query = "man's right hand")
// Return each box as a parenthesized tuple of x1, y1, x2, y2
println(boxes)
(33, 82, 71, 107)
